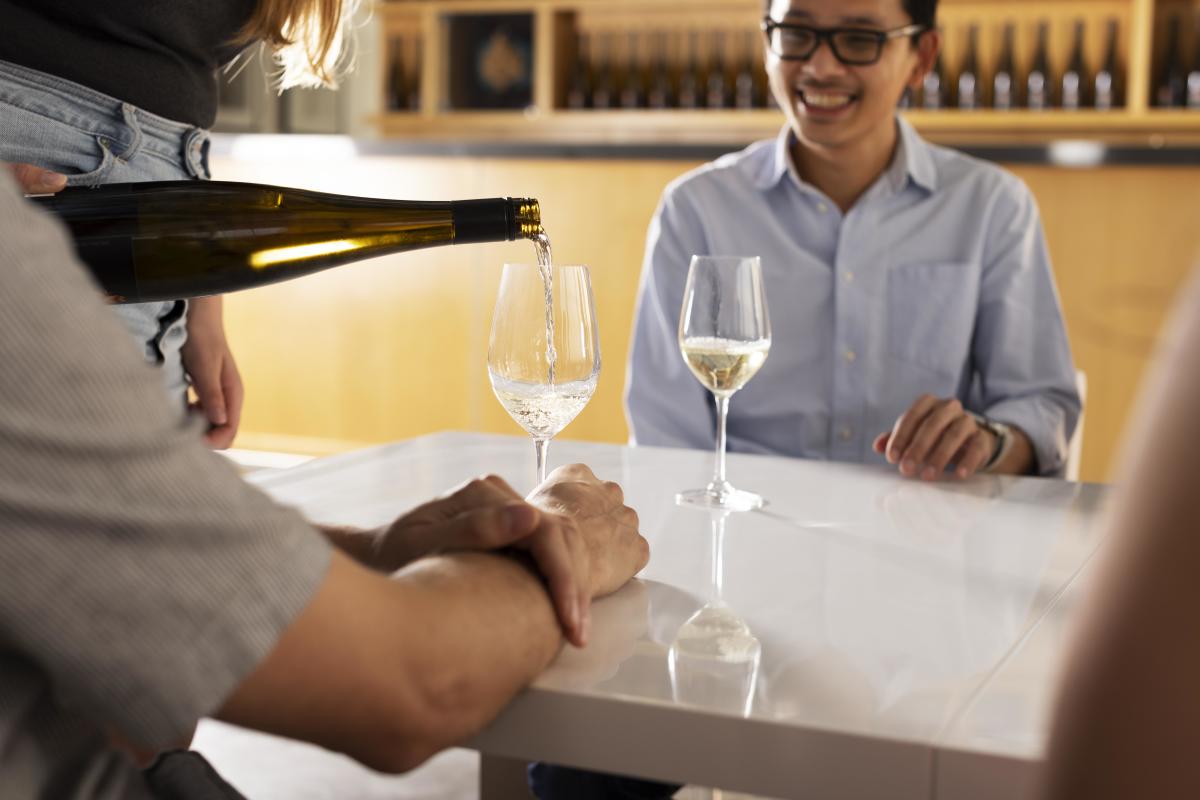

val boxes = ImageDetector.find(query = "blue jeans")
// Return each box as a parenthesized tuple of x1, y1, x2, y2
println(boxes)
(528, 762, 682, 799)
(0, 58, 211, 409)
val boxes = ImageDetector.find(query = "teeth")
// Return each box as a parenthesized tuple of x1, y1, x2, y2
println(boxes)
(802, 91, 854, 109)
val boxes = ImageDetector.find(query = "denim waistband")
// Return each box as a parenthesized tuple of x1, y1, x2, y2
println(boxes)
(0, 59, 210, 178)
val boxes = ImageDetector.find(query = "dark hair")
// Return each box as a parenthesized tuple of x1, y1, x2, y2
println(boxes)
(763, 0, 938, 29)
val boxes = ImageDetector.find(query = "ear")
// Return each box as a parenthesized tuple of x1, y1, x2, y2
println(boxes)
(907, 29, 941, 89)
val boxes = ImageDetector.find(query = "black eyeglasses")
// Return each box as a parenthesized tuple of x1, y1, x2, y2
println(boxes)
(761, 19, 928, 65)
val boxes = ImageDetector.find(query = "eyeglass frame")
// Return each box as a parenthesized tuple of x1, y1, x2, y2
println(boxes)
(760, 19, 929, 65)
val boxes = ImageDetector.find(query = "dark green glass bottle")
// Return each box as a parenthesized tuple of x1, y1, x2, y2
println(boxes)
(34, 181, 541, 303)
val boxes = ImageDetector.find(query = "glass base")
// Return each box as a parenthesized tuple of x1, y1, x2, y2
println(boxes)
(676, 486, 765, 512)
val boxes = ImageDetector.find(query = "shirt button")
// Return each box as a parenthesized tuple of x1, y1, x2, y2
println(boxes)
(844, 271, 856, 283)
(816, 202, 829, 214)
(844, 349, 857, 363)
(839, 427, 854, 441)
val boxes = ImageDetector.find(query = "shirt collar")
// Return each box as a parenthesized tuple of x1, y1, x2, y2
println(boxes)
(753, 115, 939, 196)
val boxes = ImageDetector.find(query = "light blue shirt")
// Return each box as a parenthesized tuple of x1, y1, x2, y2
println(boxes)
(625, 118, 1080, 476)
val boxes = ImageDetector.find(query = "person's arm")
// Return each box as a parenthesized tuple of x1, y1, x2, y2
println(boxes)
(625, 184, 717, 449)
(971, 176, 1080, 476)
(1042, 271, 1200, 799)
(183, 295, 244, 450)
(218, 465, 648, 774)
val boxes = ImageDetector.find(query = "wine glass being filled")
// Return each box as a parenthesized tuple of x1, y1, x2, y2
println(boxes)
(488, 263, 601, 486)
(677, 255, 771, 511)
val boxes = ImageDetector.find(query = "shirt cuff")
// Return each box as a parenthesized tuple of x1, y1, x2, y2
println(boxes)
(983, 398, 1069, 478)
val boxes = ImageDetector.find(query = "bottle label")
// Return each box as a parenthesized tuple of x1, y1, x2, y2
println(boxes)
(1095, 73, 1113, 111)
(958, 74, 977, 110)
(1190, 73, 1200, 109)
(1062, 73, 1081, 110)
(923, 74, 942, 110)
(994, 73, 1012, 110)
(1028, 73, 1047, 110)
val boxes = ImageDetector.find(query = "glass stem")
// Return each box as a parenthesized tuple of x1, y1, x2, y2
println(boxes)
(711, 512, 727, 601)
(712, 394, 730, 489)
(534, 438, 550, 486)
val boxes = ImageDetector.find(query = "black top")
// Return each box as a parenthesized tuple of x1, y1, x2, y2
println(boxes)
(0, 0, 256, 128)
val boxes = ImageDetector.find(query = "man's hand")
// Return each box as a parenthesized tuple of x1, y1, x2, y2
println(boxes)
(874, 395, 996, 481)
(8, 163, 67, 195)
(182, 296, 244, 449)
(365, 465, 647, 648)
(528, 464, 649, 602)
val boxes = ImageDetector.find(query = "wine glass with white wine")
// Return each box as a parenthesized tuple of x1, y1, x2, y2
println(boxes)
(677, 255, 771, 511)
(488, 263, 600, 486)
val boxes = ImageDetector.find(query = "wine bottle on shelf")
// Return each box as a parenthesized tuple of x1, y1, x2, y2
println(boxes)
(647, 31, 674, 109)
(566, 30, 593, 110)
(33, 181, 542, 304)
(1095, 19, 1119, 111)
(1156, 15, 1186, 107)
(706, 31, 731, 109)
(1061, 20, 1088, 110)
(386, 38, 409, 112)
(922, 53, 945, 110)
(620, 31, 645, 109)
(993, 22, 1016, 110)
(735, 30, 760, 109)
(677, 30, 703, 109)
(1189, 12, 1200, 109)
(957, 24, 980, 110)
(407, 36, 422, 111)
(592, 32, 615, 110)
(1027, 21, 1052, 110)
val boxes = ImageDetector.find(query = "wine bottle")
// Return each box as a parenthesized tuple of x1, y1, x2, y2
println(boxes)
(592, 32, 615, 110)
(1027, 21, 1052, 110)
(1189, 13, 1200, 109)
(620, 31, 645, 109)
(1061, 20, 1088, 110)
(1157, 15, 1186, 107)
(957, 24, 980, 110)
(734, 30, 760, 109)
(993, 23, 1016, 110)
(706, 31, 731, 109)
(566, 30, 592, 110)
(922, 53, 945, 110)
(386, 38, 409, 112)
(1095, 19, 1119, 111)
(407, 36, 422, 111)
(647, 31, 674, 110)
(33, 181, 541, 303)
(677, 30, 703, 109)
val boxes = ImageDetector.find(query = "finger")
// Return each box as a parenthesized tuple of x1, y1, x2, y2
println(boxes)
(191, 363, 228, 427)
(872, 432, 890, 454)
(204, 421, 237, 450)
(885, 394, 940, 465)
(953, 432, 994, 480)
(444, 502, 541, 551)
(524, 519, 584, 646)
(900, 399, 964, 475)
(10, 163, 67, 194)
(922, 414, 979, 480)
(438, 476, 522, 521)
(221, 358, 244, 440)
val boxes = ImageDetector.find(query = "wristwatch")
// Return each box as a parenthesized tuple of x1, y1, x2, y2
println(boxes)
(966, 411, 1013, 473)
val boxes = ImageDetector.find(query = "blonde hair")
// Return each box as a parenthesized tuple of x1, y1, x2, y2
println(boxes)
(237, 0, 359, 89)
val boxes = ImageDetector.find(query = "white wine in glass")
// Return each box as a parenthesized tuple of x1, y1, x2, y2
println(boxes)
(677, 255, 771, 511)
(488, 262, 600, 486)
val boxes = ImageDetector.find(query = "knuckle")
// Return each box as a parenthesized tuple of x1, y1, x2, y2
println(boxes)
(947, 398, 963, 415)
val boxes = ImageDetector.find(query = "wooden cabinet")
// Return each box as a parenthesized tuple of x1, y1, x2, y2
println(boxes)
(373, 0, 1200, 145)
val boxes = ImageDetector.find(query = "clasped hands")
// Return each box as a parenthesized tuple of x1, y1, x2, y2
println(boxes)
(351, 465, 648, 649)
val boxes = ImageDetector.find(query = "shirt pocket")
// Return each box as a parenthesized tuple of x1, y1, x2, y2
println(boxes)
(886, 261, 979, 377)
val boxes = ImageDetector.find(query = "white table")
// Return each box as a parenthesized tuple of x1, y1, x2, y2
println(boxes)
(197, 431, 1107, 800)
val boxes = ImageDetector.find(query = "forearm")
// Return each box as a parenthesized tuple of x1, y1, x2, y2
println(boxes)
(217, 549, 562, 774)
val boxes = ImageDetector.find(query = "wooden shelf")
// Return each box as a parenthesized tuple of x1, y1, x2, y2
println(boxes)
(374, 0, 1200, 147)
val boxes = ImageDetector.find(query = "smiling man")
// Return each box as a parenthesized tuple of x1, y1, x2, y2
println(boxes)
(625, 0, 1081, 482)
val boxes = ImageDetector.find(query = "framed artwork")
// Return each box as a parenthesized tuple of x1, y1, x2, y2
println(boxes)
(446, 13, 535, 110)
